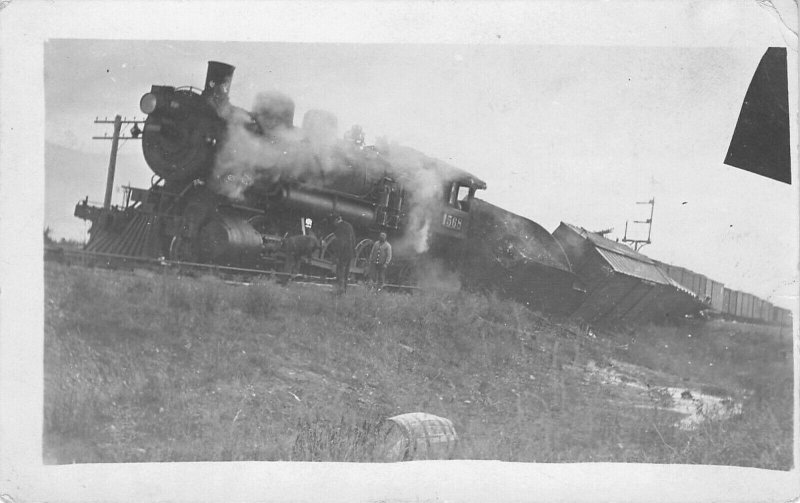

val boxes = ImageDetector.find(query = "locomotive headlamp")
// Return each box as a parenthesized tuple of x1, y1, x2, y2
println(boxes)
(140, 93, 158, 114)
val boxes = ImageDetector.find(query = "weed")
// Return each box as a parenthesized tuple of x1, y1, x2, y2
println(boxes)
(196, 279, 221, 314)
(238, 281, 277, 318)
(61, 268, 105, 310)
(154, 275, 191, 312)
(126, 277, 153, 299)
(292, 413, 387, 462)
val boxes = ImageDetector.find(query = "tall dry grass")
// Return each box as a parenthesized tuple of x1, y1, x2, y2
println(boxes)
(44, 263, 793, 468)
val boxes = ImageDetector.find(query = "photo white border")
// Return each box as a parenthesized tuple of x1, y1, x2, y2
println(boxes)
(1, 1, 798, 501)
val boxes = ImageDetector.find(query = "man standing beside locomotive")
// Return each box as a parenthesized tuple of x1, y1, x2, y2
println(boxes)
(369, 232, 392, 292)
(332, 215, 356, 294)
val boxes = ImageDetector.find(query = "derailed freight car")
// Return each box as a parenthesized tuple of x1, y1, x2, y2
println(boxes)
(458, 200, 583, 314)
(552, 223, 703, 324)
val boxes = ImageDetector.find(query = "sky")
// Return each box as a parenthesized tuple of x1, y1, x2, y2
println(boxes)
(42, 15, 798, 310)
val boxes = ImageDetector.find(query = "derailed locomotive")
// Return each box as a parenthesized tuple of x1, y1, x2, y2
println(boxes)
(75, 61, 579, 309)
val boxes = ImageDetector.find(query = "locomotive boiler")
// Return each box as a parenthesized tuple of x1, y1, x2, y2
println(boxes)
(75, 61, 498, 284)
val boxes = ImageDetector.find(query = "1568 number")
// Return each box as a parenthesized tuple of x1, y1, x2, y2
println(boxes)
(442, 213, 463, 231)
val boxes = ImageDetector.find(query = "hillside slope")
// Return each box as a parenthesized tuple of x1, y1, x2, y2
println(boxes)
(43, 263, 793, 468)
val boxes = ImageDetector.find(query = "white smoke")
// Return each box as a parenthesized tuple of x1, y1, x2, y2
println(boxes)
(415, 218, 431, 253)
(208, 92, 458, 261)
(373, 141, 451, 256)
(414, 258, 462, 292)
(210, 94, 321, 200)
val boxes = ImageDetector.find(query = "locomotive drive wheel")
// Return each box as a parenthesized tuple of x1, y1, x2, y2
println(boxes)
(389, 262, 414, 286)
(169, 236, 193, 262)
(320, 233, 338, 263)
(319, 233, 341, 279)
(354, 239, 374, 276)
(320, 235, 375, 281)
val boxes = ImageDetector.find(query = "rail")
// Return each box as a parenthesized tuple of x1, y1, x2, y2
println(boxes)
(43, 245, 420, 292)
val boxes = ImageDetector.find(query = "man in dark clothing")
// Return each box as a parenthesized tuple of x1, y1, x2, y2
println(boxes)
(283, 230, 320, 277)
(332, 215, 356, 293)
(368, 232, 392, 291)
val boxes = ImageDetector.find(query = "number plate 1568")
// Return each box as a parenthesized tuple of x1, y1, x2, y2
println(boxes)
(442, 213, 463, 231)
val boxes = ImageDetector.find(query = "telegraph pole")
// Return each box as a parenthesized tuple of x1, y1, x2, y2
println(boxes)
(622, 198, 655, 252)
(93, 115, 144, 210)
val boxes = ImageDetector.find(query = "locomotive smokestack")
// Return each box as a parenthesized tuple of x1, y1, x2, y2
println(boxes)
(203, 61, 235, 107)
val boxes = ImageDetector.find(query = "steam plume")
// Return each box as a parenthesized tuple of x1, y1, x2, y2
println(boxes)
(209, 91, 457, 260)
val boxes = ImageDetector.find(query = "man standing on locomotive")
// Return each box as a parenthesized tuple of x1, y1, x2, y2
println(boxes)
(369, 232, 392, 292)
(332, 215, 356, 294)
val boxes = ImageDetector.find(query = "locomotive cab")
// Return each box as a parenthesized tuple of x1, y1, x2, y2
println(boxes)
(435, 175, 486, 240)
(412, 173, 485, 276)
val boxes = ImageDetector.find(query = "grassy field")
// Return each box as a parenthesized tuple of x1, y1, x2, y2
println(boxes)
(43, 262, 794, 468)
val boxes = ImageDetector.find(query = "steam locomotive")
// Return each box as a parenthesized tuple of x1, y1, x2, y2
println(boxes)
(74, 61, 579, 310)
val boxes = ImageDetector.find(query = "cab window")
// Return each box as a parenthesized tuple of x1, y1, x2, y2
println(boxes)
(445, 182, 473, 211)
(457, 185, 471, 210)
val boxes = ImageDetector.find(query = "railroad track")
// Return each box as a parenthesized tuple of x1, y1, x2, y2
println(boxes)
(43, 245, 421, 293)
